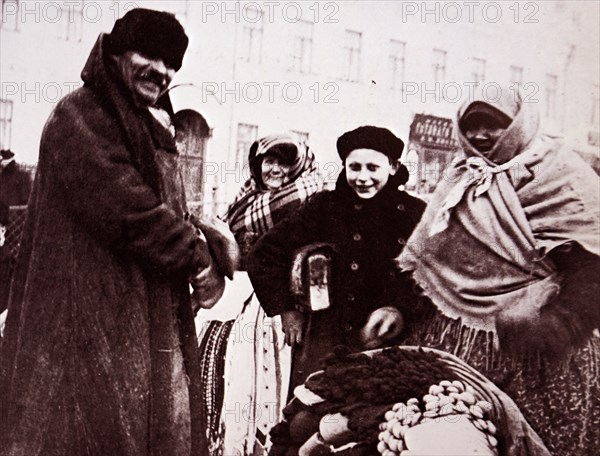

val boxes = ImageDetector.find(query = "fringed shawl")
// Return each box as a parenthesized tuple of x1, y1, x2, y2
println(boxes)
(222, 135, 322, 240)
(399, 92, 599, 335)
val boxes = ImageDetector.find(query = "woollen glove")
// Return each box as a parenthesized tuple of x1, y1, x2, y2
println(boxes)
(497, 243, 600, 359)
(189, 258, 225, 313)
(188, 214, 240, 279)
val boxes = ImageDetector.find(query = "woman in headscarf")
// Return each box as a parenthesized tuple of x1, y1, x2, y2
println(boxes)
(196, 134, 322, 455)
(399, 87, 600, 454)
(223, 134, 323, 264)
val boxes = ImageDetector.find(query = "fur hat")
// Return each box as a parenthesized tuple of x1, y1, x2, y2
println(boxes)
(106, 8, 188, 71)
(337, 126, 404, 161)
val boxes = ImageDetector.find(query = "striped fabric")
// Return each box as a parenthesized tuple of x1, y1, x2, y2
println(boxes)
(222, 137, 321, 240)
(219, 295, 292, 455)
(197, 319, 235, 451)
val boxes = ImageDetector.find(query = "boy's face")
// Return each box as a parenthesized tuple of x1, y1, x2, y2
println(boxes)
(345, 148, 397, 199)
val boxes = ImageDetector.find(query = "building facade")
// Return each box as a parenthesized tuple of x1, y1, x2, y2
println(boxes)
(1, 0, 599, 213)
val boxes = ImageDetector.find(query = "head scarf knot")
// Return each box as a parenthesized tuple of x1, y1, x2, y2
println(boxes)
(429, 149, 536, 237)
(399, 87, 599, 336)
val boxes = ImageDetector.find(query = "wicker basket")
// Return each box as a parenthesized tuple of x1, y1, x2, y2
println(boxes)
(271, 346, 551, 456)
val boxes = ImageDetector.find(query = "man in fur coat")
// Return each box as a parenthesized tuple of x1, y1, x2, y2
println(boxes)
(0, 9, 212, 456)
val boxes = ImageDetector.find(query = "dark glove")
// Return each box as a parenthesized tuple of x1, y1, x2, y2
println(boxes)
(497, 243, 600, 359)
(188, 214, 240, 279)
(189, 259, 226, 313)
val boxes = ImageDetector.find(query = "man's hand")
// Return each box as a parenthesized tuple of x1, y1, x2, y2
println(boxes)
(360, 307, 404, 349)
(281, 309, 305, 348)
(189, 261, 225, 312)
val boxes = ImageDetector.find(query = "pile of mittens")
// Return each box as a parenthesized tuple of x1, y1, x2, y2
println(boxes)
(269, 346, 500, 455)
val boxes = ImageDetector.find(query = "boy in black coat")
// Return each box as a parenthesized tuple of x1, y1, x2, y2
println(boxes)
(247, 126, 426, 389)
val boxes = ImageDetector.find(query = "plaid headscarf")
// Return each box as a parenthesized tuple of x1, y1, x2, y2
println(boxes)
(222, 134, 322, 252)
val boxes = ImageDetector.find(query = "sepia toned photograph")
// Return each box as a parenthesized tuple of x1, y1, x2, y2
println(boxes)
(1, 1, 598, 455)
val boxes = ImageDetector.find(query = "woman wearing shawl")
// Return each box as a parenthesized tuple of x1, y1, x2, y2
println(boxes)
(399, 87, 600, 454)
(223, 134, 322, 265)
(196, 134, 322, 455)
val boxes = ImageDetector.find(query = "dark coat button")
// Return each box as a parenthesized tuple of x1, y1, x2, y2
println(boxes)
(344, 324, 353, 332)
(347, 293, 355, 302)
(353, 233, 362, 241)
(350, 261, 359, 271)
(397, 204, 405, 211)
(354, 204, 363, 211)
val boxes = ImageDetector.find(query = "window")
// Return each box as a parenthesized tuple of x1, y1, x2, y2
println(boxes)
(343, 30, 362, 82)
(432, 49, 447, 85)
(236, 123, 258, 170)
(389, 39, 406, 90)
(57, 1, 83, 42)
(290, 130, 309, 144)
(509, 65, 523, 87)
(290, 20, 313, 74)
(545, 74, 558, 118)
(471, 58, 486, 84)
(240, 6, 263, 63)
(1, 0, 19, 30)
(176, 109, 209, 203)
(0, 99, 14, 150)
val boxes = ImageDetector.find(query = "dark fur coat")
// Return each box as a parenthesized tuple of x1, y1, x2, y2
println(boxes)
(0, 35, 210, 456)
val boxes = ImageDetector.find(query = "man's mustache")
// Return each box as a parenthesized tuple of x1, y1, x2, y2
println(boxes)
(139, 69, 168, 87)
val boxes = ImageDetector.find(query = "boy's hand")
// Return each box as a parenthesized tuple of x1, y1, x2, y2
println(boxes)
(281, 309, 305, 348)
(360, 307, 404, 349)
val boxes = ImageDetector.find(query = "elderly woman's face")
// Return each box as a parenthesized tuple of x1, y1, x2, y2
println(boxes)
(261, 155, 291, 191)
(463, 116, 507, 154)
(113, 51, 175, 107)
